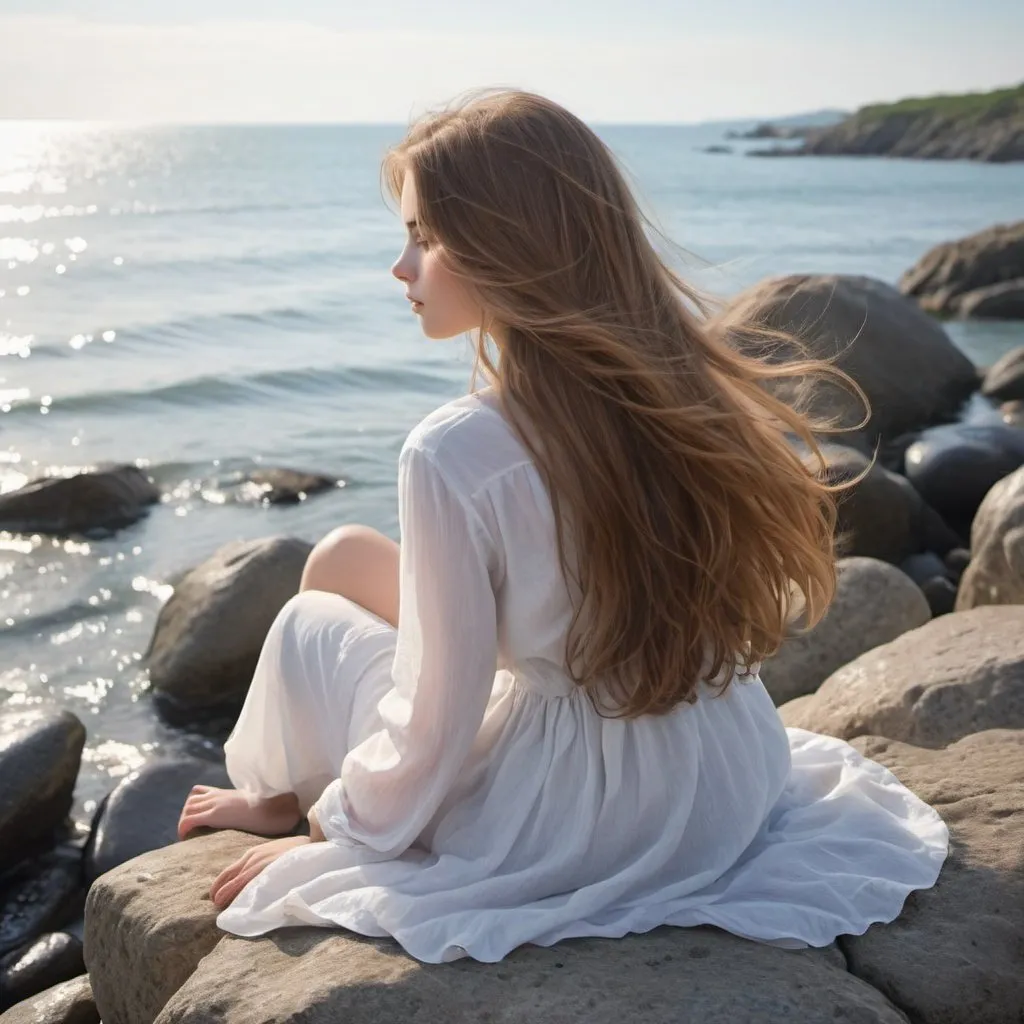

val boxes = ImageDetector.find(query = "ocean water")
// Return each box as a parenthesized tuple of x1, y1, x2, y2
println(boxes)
(1, 122, 1022, 820)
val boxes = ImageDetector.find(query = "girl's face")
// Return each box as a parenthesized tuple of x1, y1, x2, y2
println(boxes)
(391, 173, 485, 341)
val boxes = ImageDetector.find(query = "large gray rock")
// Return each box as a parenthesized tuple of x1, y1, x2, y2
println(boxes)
(0, 465, 159, 537)
(0, 849, 84, 959)
(144, 536, 312, 721)
(843, 730, 1024, 1024)
(0, 975, 98, 1024)
(84, 833, 909, 1024)
(155, 925, 903, 1024)
(904, 422, 1024, 540)
(803, 444, 959, 563)
(760, 557, 930, 705)
(84, 830, 255, 1024)
(713, 274, 979, 445)
(983, 345, 1024, 402)
(956, 465, 1024, 609)
(900, 220, 1024, 319)
(0, 710, 86, 873)
(84, 757, 231, 885)
(0, 932, 84, 1011)
(779, 606, 1024, 747)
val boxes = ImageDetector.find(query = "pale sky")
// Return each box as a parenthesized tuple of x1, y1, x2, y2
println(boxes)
(1, 0, 1021, 123)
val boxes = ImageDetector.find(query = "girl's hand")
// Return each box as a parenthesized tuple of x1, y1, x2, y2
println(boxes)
(210, 836, 311, 909)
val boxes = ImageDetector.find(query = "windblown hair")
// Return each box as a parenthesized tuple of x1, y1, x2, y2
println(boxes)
(382, 88, 868, 719)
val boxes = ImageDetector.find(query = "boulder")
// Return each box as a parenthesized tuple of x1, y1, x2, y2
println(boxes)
(84, 757, 231, 886)
(713, 274, 978, 445)
(144, 536, 312, 722)
(956, 465, 1024, 609)
(0, 710, 86, 873)
(0, 465, 159, 537)
(904, 422, 1024, 540)
(982, 345, 1024, 402)
(779, 606, 1024, 747)
(83, 830, 255, 1024)
(0, 933, 84, 1010)
(0, 849, 84, 959)
(760, 557, 930, 705)
(918, 576, 958, 616)
(806, 443, 959, 563)
(155, 925, 903, 1024)
(84, 834, 909, 1024)
(0, 975, 98, 1024)
(843, 730, 1024, 1024)
(899, 220, 1024, 318)
(241, 468, 338, 505)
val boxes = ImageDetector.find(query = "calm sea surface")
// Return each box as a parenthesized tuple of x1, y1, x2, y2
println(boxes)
(1, 122, 1022, 819)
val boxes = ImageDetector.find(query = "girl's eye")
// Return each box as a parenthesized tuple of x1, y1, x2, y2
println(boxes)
(416, 237, 430, 250)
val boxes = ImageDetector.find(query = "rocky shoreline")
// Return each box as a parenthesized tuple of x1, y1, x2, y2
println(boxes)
(2, 257, 1024, 1021)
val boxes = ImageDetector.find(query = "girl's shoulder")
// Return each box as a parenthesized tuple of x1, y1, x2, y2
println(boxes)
(401, 388, 533, 497)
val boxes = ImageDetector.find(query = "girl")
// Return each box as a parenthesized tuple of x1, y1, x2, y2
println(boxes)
(177, 88, 948, 965)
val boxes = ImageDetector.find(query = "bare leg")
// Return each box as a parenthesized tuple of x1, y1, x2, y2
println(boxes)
(178, 525, 400, 840)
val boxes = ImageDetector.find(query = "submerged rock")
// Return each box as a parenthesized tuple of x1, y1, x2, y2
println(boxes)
(0, 710, 86, 874)
(760, 557, 930, 705)
(84, 757, 231, 885)
(0, 932, 85, 1011)
(0, 465, 159, 537)
(145, 536, 312, 722)
(779, 605, 1024, 747)
(844, 730, 1024, 1024)
(713, 274, 979, 446)
(900, 220, 1024, 318)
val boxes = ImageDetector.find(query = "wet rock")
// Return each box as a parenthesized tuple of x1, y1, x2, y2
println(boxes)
(904, 422, 1024, 540)
(0, 710, 86, 874)
(760, 557, 930, 705)
(0, 933, 84, 1011)
(898, 551, 949, 587)
(942, 546, 972, 581)
(844, 730, 1024, 1024)
(999, 398, 1024, 426)
(956, 465, 1024, 610)
(245, 468, 337, 505)
(83, 834, 905, 1024)
(145, 536, 312, 722)
(0, 975, 98, 1024)
(0, 849, 83, 959)
(779, 605, 1024, 747)
(714, 274, 979, 445)
(84, 757, 231, 885)
(0, 465, 159, 537)
(806, 443, 959, 563)
(918, 575, 958, 616)
(982, 345, 1024, 402)
(899, 219, 1024, 318)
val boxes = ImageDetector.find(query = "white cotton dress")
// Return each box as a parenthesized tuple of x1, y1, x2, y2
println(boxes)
(216, 387, 949, 964)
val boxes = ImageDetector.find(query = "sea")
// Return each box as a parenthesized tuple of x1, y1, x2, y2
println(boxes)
(1, 121, 1022, 823)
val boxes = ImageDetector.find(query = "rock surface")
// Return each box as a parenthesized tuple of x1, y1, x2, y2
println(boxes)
(760, 557, 930, 705)
(904, 421, 1024, 539)
(779, 606, 1024, 747)
(0, 975, 98, 1024)
(0, 932, 85, 1010)
(0, 849, 84, 959)
(244, 468, 337, 505)
(714, 274, 978, 446)
(0, 465, 159, 536)
(844, 730, 1024, 1024)
(0, 710, 86, 873)
(982, 344, 1024, 402)
(144, 536, 312, 721)
(956, 465, 1024, 609)
(84, 757, 231, 886)
(84, 832, 912, 1024)
(900, 220, 1024, 317)
(155, 925, 902, 1024)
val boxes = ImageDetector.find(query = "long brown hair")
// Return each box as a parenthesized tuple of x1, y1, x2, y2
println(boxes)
(382, 88, 867, 718)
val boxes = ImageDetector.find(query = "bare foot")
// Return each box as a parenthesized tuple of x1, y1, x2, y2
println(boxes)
(177, 786, 301, 841)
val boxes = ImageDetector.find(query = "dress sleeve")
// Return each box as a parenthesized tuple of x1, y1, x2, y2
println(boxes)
(310, 442, 499, 858)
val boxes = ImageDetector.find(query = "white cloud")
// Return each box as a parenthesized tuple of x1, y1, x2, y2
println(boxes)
(0, 15, 1020, 123)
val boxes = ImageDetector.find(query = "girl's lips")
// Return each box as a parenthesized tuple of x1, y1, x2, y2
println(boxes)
(411, 301, 423, 311)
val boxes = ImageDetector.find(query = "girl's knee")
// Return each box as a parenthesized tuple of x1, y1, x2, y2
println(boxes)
(301, 525, 377, 591)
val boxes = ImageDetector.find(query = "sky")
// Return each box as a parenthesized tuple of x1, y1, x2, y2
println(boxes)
(0, 1, 1021, 124)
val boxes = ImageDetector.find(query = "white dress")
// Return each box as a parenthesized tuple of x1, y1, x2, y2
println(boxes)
(217, 388, 949, 964)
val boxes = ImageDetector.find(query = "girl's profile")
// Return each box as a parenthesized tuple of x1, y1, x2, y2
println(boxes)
(176, 87, 948, 965)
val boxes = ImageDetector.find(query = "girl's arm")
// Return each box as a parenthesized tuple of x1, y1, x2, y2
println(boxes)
(309, 443, 498, 860)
